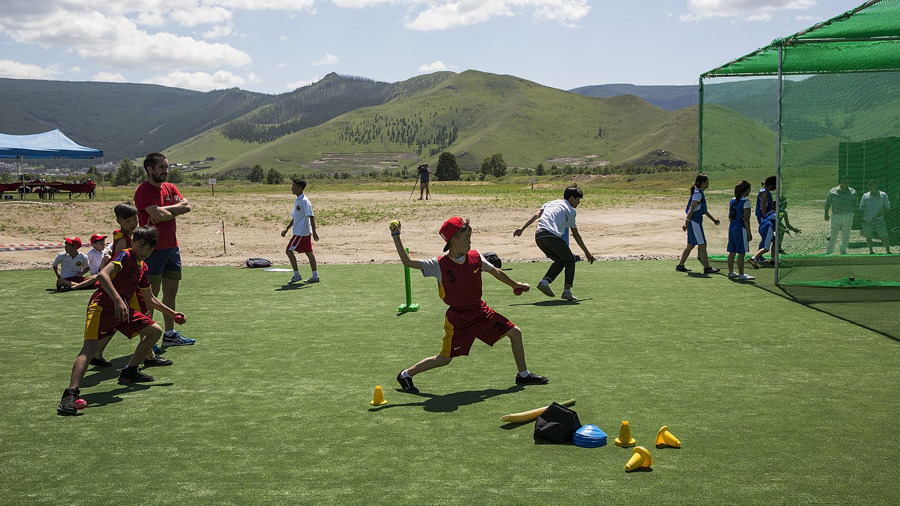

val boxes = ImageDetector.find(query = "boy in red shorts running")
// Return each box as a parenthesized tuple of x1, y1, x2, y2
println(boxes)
(281, 178, 319, 284)
(391, 216, 548, 394)
(57, 226, 186, 415)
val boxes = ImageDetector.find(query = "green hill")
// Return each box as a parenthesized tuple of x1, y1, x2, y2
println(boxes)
(169, 70, 702, 175)
(0, 79, 272, 161)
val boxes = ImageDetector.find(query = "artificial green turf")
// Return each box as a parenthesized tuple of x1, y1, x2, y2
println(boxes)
(1, 261, 898, 504)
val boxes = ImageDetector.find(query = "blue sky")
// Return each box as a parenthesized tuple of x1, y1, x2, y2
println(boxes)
(0, 0, 862, 94)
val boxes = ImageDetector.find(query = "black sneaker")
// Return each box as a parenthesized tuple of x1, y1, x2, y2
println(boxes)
(515, 373, 549, 385)
(703, 267, 720, 274)
(118, 366, 154, 384)
(90, 356, 112, 367)
(57, 387, 80, 415)
(396, 371, 419, 394)
(143, 356, 173, 367)
(675, 265, 690, 272)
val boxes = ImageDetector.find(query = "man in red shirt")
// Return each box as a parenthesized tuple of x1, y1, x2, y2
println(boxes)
(134, 153, 195, 347)
(391, 216, 549, 394)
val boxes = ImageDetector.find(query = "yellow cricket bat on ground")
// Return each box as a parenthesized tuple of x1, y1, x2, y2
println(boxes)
(499, 399, 576, 423)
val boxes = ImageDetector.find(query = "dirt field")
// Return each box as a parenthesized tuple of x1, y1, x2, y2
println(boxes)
(0, 190, 696, 270)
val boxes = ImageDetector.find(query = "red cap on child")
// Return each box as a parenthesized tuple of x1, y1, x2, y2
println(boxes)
(90, 233, 107, 243)
(439, 217, 466, 252)
(64, 237, 82, 248)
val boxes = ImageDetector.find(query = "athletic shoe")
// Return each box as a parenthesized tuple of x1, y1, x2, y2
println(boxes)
(738, 274, 755, 281)
(118, 366, 153, 384)
(162, 331, 195, 347)
(289, 274, 303, 284)
(143, 356, 173, 367)
(560, 290, 577, 301)
(728, 272, 739, 279)
(307, 276, 320, 283)
(89, 356, 112, 367)
(675, 264, 690, 272)
(746, 257, 759, 269)
(515, 373, 549, 385)
(703, 267, 720, 274)
(57, 387, 80, 415)
(396, 372, 419, 394)
(152, 344, 163, 355)
(536, 280, 555, 297)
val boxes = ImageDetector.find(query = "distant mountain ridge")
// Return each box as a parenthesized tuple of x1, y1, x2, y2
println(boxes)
(569, 84, 699, 111)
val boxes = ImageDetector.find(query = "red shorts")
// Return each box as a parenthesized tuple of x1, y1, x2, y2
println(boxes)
(440, 301, 515, 358)
(83, 300, 156, 341)
(286, 235, 313, 253)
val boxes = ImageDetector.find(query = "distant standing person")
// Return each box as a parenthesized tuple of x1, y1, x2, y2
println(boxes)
(134, 152, 195, 347)
(825, 175, 857, 255)
(417, 164, 432, 200)
(860, 179, 892, 255)
(281, 178, 319, 284)
(676, 174, 721, 274)
(513, 185, 595, 301)
(86, 234, 107, 275)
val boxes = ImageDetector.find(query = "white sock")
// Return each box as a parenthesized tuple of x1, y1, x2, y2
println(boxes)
(400, 370, 411, 379)
(312, 270, 318, 278)
(518, 370, 531, 378)
(165, 329, 176, 337)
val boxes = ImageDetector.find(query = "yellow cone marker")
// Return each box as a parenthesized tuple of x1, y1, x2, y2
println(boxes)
(614, 420, 636, 447)
(625, 446, 653, 472)
(655, 425, 681, 448)
(370, 385, 388, 405)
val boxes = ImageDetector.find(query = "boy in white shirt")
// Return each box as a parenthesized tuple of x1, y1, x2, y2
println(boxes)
(52, 237, 90, 291)
(280, 179, 320, 283)
(860, 180, 892, 255)
(86, 233, 107, 275)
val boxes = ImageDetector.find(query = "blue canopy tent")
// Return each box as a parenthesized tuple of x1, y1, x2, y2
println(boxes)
(0, 129, 103, 199)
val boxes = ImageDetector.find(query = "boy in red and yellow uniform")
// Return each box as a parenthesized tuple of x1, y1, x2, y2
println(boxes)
(391, 216, 548, 394)
(57, 226, 186, 415)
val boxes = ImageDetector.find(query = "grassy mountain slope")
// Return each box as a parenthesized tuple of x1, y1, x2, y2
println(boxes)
(172, 70, 701, 175)
(0, 79, 272, 161)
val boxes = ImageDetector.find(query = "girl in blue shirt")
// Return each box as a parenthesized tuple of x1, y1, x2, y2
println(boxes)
(677, 174, 721, 274)
(727, 180, 754, 280)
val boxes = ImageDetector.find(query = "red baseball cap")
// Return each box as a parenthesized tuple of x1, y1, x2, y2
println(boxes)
(64, 237, 82, 248)
(439, 217, 466, 252)
(90, 233, 107, 243)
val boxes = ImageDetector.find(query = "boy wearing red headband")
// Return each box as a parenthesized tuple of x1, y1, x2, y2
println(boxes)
(390, 217, 548, 394)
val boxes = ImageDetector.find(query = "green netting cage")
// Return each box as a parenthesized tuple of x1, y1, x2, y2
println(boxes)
(699, 0, 900, 287)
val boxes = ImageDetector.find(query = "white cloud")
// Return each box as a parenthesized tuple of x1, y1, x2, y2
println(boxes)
(203, 24, 234, 38)
(681, 0, 817, 22)
(170, 6, 233, 27)
(0, 59, 62, 79)
(418, 60, 452, 72)
(144, 70, 252, 91)
(92, 72, 127, 82)
(312, 53, 340, 66)
(0, 10, 251, 70)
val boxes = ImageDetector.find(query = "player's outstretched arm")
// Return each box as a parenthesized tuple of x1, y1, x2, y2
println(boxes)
(487, 266, 524, 290)
(389, 220, 423, 270)
(513, 209, 542, 237)
(571, 228, 595, 264)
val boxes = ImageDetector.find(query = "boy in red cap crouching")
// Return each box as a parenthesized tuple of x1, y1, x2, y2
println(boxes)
(390, 217, 548, 394)
(57, 226, 185, 415)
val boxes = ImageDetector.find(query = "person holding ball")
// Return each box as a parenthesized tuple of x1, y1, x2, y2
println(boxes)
(390, 217, 548, 394)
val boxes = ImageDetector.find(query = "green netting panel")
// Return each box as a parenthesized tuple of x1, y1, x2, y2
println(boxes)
(700, 72, 900, 286)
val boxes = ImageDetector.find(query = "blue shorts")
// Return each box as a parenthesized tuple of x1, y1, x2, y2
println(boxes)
(727, 225, 749, 254)
(145, 247, 182, 280)
(686, 220, 706, 246)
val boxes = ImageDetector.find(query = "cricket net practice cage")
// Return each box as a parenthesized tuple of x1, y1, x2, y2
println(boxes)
(699, 0, 900, 287)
